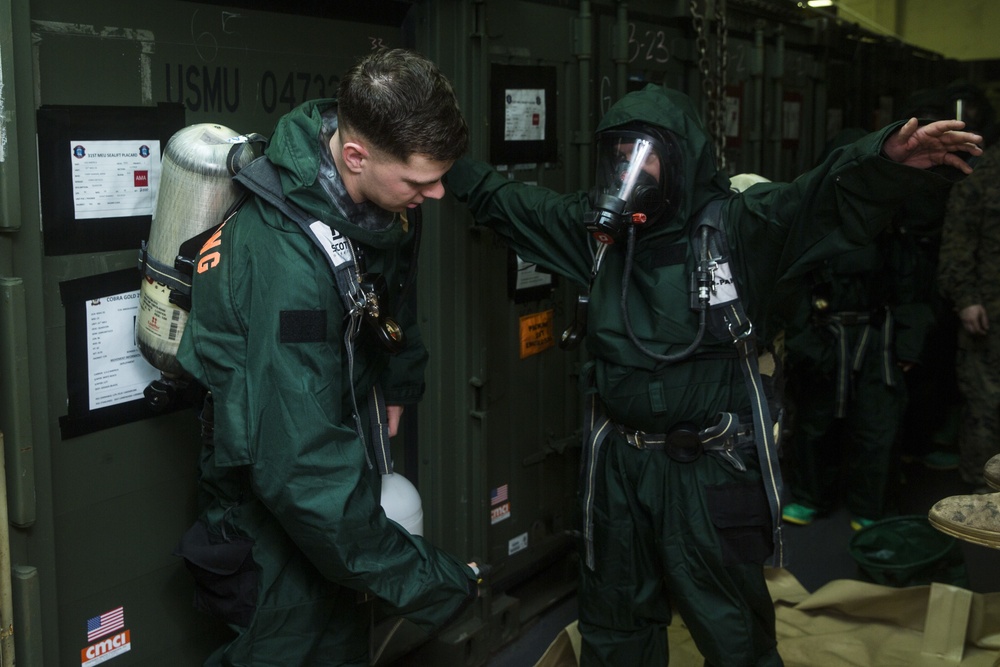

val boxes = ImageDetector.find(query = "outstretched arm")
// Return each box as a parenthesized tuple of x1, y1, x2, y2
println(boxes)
(882, 118, 982, 173)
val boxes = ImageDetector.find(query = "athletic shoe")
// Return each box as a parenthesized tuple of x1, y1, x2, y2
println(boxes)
(921, 450, 960, 470)
(781, 503, 817, 526)
(850, 517, 875, 531)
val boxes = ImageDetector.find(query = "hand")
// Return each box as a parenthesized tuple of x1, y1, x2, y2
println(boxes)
(959, 304, 990, 336)
(467, 560, 491, 591)
(386, 405, 404, 437)
(882, 118, 983, 174)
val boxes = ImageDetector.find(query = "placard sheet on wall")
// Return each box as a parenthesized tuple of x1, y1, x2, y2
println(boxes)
(58, 268, 192, 439)
(36, 103, 185, 256)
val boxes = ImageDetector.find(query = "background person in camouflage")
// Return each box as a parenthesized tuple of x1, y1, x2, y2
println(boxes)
(900, 83, 998, 472)
(937, 140, 1000, 491)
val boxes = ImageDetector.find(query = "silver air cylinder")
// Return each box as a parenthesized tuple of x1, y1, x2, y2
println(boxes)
(137, 123, 257, 376)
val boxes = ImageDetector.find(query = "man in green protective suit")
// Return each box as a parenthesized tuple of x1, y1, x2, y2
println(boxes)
(445, 84, 981, 666)
(174, 49, 479, 666)
(780, 216, 933, 530)
(778, 127, 938, 531)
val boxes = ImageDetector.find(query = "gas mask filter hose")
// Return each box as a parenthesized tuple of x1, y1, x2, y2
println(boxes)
(619, 224, 708, 364)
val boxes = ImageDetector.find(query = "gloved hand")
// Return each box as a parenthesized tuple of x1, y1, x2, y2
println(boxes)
(468, 560, 492, 594)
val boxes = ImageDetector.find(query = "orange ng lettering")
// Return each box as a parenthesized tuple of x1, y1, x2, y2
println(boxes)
(197, 223, 226, 274)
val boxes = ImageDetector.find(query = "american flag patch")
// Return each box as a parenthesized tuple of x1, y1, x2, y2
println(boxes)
(490, 484, 508, 506)
(87, 606, 124, 642)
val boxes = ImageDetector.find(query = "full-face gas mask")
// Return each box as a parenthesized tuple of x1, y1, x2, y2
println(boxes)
(562, 125, 685, 352)
(584, 126, 681, 244)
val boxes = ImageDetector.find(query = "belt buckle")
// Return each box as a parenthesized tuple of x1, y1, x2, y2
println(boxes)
(629, 429, 647, 450)
(716, 446, 747, 472)
(664, 425, 702, 463)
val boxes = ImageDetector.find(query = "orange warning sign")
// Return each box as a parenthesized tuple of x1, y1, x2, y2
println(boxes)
(519, 309, 555, 359)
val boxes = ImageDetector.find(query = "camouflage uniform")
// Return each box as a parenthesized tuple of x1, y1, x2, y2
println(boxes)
(938, 144, 1000, 486)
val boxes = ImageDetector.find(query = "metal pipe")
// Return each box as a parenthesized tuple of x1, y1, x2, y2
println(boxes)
(750, 22, 765, 174)
(0, 278, 34, 528)
(615, 1, 628, 103)
(469, 0, 489, 567)
(0, 433, 13, 666)
(772, 27, 785, 178)
(0, 0, 22, 232)
(11, 566, 41, 665)
(812, 57, 827, 168)
(576, 0, 593, 187)
(472, 0, 489, 158)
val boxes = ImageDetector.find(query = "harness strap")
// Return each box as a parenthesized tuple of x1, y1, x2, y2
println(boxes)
(821, 308, 895, 418)
(732, 320, 785, 568)
(137, 241, 192, 294)
(235, 158, 366, 316)
(696, 203, 786, 568)
(368, 384, 393, 475)
(580, 384, 614, 571)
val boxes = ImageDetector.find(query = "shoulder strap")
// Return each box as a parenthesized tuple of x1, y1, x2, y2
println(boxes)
(232, 156, 290, 215)
(691, 197, 748, 339)
(235, 157, 365, 313)
(692, 196, 786, 567)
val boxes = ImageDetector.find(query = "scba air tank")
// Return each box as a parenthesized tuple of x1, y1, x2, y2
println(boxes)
(380, 473, 424, 536)
(137, 124, 263, 378)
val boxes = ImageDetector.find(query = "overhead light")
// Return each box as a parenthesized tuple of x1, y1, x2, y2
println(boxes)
(808, 0, 833, 6)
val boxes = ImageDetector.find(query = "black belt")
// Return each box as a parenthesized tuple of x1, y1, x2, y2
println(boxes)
(614, 412, 756, 471)
(818, 311, 871, 326)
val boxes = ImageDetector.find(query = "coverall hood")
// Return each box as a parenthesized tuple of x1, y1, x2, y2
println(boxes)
(265, 98, 409, 249)
(596, 84, 732, 236)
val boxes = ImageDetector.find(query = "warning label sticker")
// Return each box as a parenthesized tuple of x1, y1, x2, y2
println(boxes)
(519, 309, 554, 359)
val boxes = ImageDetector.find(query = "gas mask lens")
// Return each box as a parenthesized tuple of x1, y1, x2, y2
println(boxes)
(610, 138, 657, 204)
(586, 131, 669, 244)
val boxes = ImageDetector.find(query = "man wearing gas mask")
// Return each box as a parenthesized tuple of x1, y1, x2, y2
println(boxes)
(445, 84, 981, 666)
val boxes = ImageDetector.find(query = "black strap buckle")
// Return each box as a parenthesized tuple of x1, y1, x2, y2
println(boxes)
(663, 424, 702, 463)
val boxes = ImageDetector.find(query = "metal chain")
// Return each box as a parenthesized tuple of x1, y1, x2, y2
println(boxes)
(715, 0, 728, 170)
(691, 0, 713, 114)
(690, 0, 727, 170)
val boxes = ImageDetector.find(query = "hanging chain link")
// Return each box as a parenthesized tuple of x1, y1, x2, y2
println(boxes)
(690, 0, 727, 170)
(715, 0, 728, 170)
(691, 0, 712, 110)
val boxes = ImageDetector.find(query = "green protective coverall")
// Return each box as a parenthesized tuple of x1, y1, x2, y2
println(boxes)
(175, 99, 477, 666)
(444, 84, 958, 666)
(782, 227, 934, 521)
